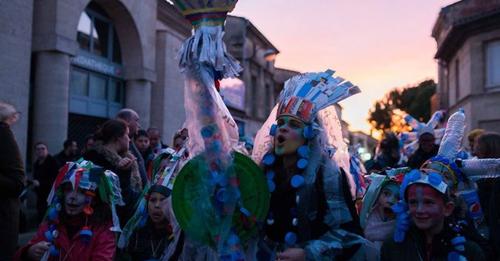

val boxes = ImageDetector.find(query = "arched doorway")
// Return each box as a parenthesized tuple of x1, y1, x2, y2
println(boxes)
(68, 2, 125, 144)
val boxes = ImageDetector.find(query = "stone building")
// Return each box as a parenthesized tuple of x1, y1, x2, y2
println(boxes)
(222, 15, 280, 139)
(0, 1, 288, 163)
(432, 0, 500, 134)
(1, 0, 356, 165)
(1, 0, 192, 161)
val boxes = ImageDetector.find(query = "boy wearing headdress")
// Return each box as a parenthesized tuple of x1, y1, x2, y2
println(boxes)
(381, 170, 485, 261)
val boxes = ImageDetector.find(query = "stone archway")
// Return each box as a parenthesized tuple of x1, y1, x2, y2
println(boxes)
(73, 0, 147, 80)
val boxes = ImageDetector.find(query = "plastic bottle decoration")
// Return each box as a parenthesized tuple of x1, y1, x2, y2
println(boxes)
(420, 109, 492, 233)
(420, 109, 467, 189)
(170, 1, 269, 259)
(397, 110, 446, 157)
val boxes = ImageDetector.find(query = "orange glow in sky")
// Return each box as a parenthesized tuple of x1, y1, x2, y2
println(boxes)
(232, 0, 458, 134)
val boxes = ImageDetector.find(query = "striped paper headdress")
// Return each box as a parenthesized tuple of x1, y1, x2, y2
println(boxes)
(277, 69, 360, 123)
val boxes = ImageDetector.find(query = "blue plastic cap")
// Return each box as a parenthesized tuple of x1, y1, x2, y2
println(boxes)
(284, 232, 297, 245)
(267, 180, 276, 192)
(201, 126, 214, 138)
(296, 158, 308, 169)
(44, 230, 54, 242)
(80, 229, 93, 237)
(262, 153, 275, 166)
(303, 126, 314, 139)
(269, 124, 277, 136)
(297, 145, 310, 158)
(291, 175, 305, 188)
(49, 245, 59, 256)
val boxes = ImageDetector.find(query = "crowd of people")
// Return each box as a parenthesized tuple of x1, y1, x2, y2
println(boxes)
(2, 76, 500, 261)
(2, 75, 500, 261)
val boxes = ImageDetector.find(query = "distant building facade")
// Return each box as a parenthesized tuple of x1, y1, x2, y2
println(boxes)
(222, 16, 280, 139)
(349, 130, 378, 161)
(432, 0, 500, 134)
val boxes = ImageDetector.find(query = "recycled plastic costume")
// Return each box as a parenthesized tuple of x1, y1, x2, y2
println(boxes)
(397, 110, 446, 159)
(252, 70, 368, 260)
(167, 1, 270, 260)
(117, 147, 187, 261)
(15, 160, 124, 261)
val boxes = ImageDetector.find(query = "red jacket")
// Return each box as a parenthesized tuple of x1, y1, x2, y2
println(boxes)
(15, 221, 116, 261)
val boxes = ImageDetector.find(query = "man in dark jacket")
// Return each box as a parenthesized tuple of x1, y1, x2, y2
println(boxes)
(0, 101, 25, 261)
(54, 139, 79, 169)
(32, 142, 59, 222)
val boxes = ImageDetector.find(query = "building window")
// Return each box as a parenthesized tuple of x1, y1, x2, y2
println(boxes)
(486, 40, 500, 88)
(69, 68, 124, 118)
(71, 2, 124, 119)
(76, 2, 121, 63)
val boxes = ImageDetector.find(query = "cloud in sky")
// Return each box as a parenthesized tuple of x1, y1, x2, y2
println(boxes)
(232, 0, 457, 133)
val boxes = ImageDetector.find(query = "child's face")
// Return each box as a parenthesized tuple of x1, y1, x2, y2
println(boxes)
(376, 182, 399, 219)
(407, 184, 453, 232)
(148, 192, 168, 225)
(63, 186, 87, 216)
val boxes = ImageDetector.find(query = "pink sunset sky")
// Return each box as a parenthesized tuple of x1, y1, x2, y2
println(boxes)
(231, 0, 458, 134)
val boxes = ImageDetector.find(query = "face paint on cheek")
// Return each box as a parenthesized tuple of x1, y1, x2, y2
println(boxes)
(416, 186, 424, 212)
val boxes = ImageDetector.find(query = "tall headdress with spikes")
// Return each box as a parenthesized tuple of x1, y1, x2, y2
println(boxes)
(397, 110, 446, 157)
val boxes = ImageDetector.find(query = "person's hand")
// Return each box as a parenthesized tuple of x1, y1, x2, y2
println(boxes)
(32, 179, 40, 187)
(276, 248, 306, 261)
(27, 241, 50, 260)
(118, 157, 134, 170)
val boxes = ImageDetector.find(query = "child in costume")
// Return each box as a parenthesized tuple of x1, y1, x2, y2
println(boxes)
(381, 169, 485, 261)
(15, 160, 124, 261)
(360, 168, 407, 250)
(117, 145, 186, 261)
(252, 69, 368, 260)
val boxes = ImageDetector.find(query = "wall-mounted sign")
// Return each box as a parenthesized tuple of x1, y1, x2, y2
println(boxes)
(71, 55, 122, 78)
(219, 77, 246, 111)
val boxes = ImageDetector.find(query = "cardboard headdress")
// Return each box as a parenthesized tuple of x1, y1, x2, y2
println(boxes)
(276, 69, 360, 124)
